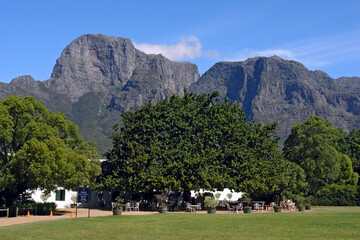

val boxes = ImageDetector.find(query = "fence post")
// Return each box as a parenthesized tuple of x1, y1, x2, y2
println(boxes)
(6, 208, 9, 218)
(16, 207, 18, 217)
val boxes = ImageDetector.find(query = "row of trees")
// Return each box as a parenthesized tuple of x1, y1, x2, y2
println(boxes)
(2, 92, 360, 206)
(99, 91, 360, 204)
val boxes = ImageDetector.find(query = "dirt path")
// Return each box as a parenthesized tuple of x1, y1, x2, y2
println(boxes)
(0, 208, 159, 227)
(0, 209, 275, 227)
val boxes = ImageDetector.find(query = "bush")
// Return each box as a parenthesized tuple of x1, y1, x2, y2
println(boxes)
(35, 202, 57, 215)
(215, 193, 221, 200)
(292, 195, 306, 206)
(204, 196, 219, 209)
(8, 202, 57, 217)
(113, 196, 124, 210)
(313, 184, 358, 206)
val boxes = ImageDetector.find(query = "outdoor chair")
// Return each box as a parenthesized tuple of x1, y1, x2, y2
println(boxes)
(196, 203, 202, 211)
(125, 202, 132, 211)
(133, 202, 140, 211)
(226, 203, 234, 212)
(186, 203, 194, 212)
(289, 202, 295, 211)
(254, 203, 261, 212)
(259, 202, 265, 210)
(235, 203, 243, 213)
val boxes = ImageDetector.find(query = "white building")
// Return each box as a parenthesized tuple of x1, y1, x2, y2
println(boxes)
(191, 188, 243, 201)
(31, 188, 77, 208)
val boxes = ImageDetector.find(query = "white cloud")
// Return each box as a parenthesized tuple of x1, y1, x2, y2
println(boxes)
(255, 49, 295, 59)
(133, 31, 360, 74)
(134, 36, 202, 61)
(226, 31, 360, 70)
(226, 49, 295, 62)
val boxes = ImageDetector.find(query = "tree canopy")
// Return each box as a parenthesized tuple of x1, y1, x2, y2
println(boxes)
(100, 91, 302, 199)
(283, 116, 359, 196)
(0, 96, 101, 206)
(338, 129, 360, 178)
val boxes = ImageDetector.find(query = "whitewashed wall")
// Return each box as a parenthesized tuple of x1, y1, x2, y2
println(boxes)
(31, 188, 77, 208)
(191, 188, 242, 201)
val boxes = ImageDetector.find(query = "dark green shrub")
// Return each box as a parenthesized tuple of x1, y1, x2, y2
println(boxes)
(35, 202, 57, 215)
(8, 202, 34, 217)
(313, 184, 358, 206)
(8, 202, 57, 217)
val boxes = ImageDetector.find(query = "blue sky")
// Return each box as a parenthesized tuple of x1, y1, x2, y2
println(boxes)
(0, 0, 359, 83)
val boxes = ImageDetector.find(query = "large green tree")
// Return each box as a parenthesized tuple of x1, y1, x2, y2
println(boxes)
(0, 96, 101, 206)
(338, 129, 360, 178)
(100, 91, 302, 199)
(283, 116, 358, 195)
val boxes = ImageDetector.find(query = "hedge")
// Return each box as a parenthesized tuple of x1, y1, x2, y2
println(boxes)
(8, 202, 57, 217)
(312, 184, 358, 206)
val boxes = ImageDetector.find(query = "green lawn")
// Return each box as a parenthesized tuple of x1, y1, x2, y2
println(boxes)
(1, 207, 360, 240)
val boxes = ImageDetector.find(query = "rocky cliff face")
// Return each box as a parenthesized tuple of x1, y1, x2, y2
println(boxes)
(0, 34, 200, 153)
(336, 77, 360, 92)
(46, 34, 199, 102)
(0, 34, 359, 152)
(190, 56, 360, 136)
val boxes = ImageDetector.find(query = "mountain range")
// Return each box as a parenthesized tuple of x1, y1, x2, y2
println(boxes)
(1, 34, 359, 153)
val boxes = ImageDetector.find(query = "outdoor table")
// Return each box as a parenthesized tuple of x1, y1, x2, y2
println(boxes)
(264, 205, 271, 210)
(228, 202, 239, 212)
(191, 205, 201, 211)
(252, 201, 265, 210)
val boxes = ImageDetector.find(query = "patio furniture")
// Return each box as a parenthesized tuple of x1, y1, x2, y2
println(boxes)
(288, 201, 295, 211)
(133, 202, 140, 211)
(235, 203, 243, 213)
(186, 203, 194, 212)
(226, 203, 234, 212)
(125, 202, 132, 211)
(252, 201, 265, 211)
(280, 200, 287, 209)
(193, 203, 201, 211)
(254, 203, 261, 212)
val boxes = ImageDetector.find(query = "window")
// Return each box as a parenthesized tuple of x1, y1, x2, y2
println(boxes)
(55, 190, 65, 201)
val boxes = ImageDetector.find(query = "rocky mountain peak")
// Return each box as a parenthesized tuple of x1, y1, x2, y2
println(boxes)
(0, 34, 200, 152)
(10, 75, 36, 85)
(45, 34, 199, 102)
(190, 56, 360, 137)
(45, 34, 140, 101)
(336, 76, 360, 92)
(0, 34, 358, 153)
(10, 75, 42, 93)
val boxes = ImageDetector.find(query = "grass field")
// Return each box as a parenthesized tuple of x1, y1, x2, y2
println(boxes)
(1, 207, 360, 240)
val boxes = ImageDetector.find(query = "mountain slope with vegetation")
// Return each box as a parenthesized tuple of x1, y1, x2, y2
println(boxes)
(0, 34, 359, 153)
(189, 56, 360, 137)
(0, 34, 200, 153)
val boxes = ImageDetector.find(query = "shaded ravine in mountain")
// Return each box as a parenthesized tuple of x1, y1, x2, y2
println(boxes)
(189, 56, 360, 138)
